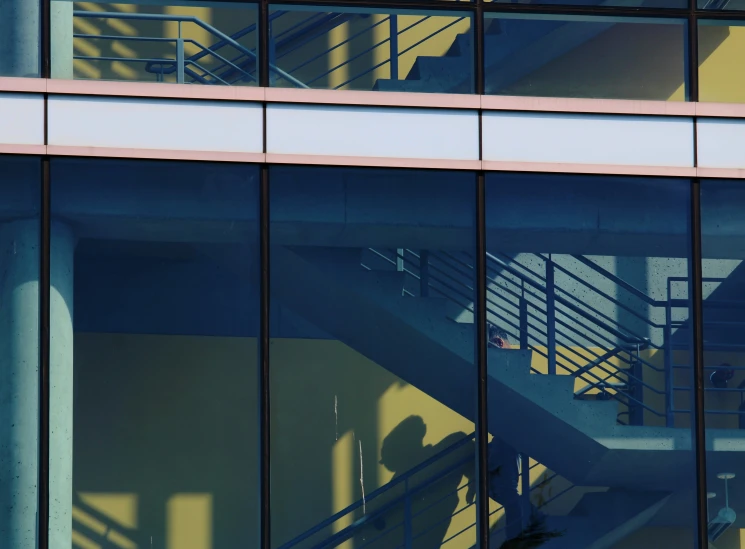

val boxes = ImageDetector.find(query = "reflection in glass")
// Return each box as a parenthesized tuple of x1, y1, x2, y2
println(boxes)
(269, 166, 479, 548)
(701, 181, 745, 548)
(51, 0, 258, 84)
(0, 157, 40, 549)
(50, 158, 260, 547)
(269, 7, 473, 93)
(484, 14, 688, 101)
(485, 173, 697, 547)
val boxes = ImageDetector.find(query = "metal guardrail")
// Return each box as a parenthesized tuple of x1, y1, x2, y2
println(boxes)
(366, 248, 745, 427)
(278, 433, 476, 549)
(280, 430, 576, 549)
(72, 9, 469, 91)
(73, 11, 308, 87)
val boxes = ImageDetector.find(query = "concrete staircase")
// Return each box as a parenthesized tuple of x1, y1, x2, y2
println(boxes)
(374, 0, 642, 95)
(271, 246, 745, 490)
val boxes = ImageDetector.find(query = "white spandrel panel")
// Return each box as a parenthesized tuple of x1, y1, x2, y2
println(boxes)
(483, 111, 694, 168)
(698, 118, 745, 169)
(0, 93, 44, 146)
(48, 95, 263, 153)
(266, 103, 479, 161)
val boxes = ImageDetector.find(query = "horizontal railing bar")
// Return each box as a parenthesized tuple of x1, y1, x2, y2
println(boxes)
(288, 16, 390, 76)
(73, 10, 307, 88)
(550, 258, 666, 329)
(74, 33, 177, 42)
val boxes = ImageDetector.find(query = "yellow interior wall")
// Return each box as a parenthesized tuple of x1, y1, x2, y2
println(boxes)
(72, 332, 723, 549)
(699, 24, 745, 104)
(72, 333, 483, 549)
(68, 2, 470, 89)
(269, 337, 477, 548)
(71, 2, 257, 83)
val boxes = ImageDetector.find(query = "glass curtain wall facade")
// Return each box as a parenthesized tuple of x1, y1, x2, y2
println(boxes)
(3, 0, 745, 544)
(0, 0, 721, 99)
(2, 159, 735, 549)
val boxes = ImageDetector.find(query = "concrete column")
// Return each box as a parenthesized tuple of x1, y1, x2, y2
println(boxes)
(50, 1, 74, 80)
(49, 222, 74, 549)
(0, 0, 40, 77)
(0, 220, 75, 549)
(0, 220, 41, 548)
(0, 0, 74, 79)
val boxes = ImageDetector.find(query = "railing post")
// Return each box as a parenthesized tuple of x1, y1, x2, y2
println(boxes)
(520, 281, 528, 349)
(404, 479, 412, 549)
(268, 17, 277, 86)
(420, 250, 429, 297)
(397, 248, 404, 272)
(629, 344, 644, 426)
(665, 279, 675, 427)
(389, 15, 398, 80)
(176, 21, 185, 84)
(546, 258, 556, 375)
(520, 453, 530, 529)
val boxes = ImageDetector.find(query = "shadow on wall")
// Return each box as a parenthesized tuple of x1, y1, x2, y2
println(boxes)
(358, 416, 475, 549)
(71, 333, 476, 549)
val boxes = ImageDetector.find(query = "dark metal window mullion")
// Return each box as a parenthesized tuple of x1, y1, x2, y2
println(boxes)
(690, 180, 709, 549)
(476, 171, 489, 549)
(39, 0, 52, 545)
(259, 0, 271, 543)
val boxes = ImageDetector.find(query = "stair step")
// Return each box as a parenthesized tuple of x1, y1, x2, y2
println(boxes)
(412, 55, 468, 82)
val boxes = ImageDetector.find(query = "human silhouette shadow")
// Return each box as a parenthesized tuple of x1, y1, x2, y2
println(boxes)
(370, 416, 475, 548)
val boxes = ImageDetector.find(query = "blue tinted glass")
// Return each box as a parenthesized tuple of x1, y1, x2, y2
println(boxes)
(50, 158, 260, 547)
(269, 166, 480, 548)
(484, 14, 688, 101)
(485, 173, 698, 547)
(52, 1, 258, 84)
(701, 180, 745, 546)
(0, 157, 40, 549)
(269, 7, 474, 93)
(488, 0, 685, 8)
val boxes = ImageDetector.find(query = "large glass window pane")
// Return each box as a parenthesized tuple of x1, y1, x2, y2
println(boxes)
(269, 167, 479, 548)
(699, 21, 745, 103)
(699, 0, 745, 10)
(486, 0, 685, 9)
(269, 6, 474, 93)
(0, 2, 41, 77)
(49, 159, 260, 547)
(485, 173, 697, 548)
(51, 0, 258, 84)
(484, 14, 688, 101)
(0, 157, 40, 549)
(701, 180, 745, 549)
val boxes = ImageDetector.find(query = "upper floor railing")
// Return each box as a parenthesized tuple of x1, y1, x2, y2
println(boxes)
(366, 248, 745, 428)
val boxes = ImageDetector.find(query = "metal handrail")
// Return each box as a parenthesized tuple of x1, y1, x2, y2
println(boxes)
(387, 249, 664, 414)
(277, 432, 475, 549)
(72, 11, 308, 88)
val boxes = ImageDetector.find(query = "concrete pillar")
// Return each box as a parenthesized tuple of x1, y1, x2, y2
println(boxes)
(0, 0, 40, 77)
(0, 220, 75, 549)
(0, 220, 41, 548)
(0, 0, 74, 79)
(50, 1, 74, 80)
(49, 222, 74, 549)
